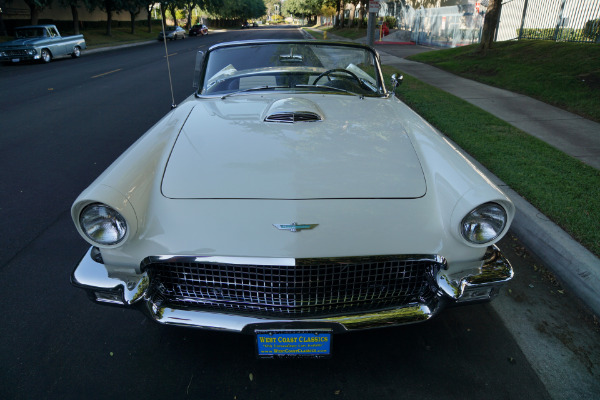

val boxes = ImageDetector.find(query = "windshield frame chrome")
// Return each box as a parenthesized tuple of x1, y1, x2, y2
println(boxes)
(194, 40, 388, 99)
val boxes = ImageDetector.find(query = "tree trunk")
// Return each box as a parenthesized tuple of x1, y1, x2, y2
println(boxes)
(161, 7, 167, 27)
(147, 4, 154, 32)
(29, 6, 40, 25)
(106, 6, 113, 36)
(130, 12, 136, 34)
(187, 3, 192, 29)
(0, 3, 7, 36)
(478, 0, 501, 53)
(71, 5, 80, 34)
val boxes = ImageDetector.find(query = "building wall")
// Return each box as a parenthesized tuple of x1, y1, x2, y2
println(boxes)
(2, 0, 149, 22)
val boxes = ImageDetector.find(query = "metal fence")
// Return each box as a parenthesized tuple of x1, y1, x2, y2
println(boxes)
(384, 2, 486, 47)
(497, 0, 600, 43)
(382, 0, 600, 47)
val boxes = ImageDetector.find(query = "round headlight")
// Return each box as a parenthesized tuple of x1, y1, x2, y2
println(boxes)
(79, 203, 127, 246)
(461, 202, 507, 244)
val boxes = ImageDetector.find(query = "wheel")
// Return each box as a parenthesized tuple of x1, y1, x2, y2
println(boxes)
(313, 68, 360, 85)
(40, 49, 52, 63)
(71, 46, 81, 58)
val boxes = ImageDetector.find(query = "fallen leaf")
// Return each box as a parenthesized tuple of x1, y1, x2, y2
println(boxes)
(249, 373, 254, 382)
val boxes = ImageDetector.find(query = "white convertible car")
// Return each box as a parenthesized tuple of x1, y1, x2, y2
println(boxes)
(71, 40, 514, 357)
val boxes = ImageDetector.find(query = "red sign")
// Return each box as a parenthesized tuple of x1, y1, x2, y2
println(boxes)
(369, 0, 380, 13)
(475, 2, 480, 14)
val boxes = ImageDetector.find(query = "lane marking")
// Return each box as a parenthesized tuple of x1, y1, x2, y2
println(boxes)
(164, 53, 178, 57)
(91, 69, 122, 79)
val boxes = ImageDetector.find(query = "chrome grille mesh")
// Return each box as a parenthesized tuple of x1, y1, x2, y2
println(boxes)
(4, 49, 28, 56)
(147, 257, 438, 316)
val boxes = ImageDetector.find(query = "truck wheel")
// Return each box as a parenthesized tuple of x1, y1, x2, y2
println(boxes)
(41, 49, 52, 63)
(71, 46, 81, 58)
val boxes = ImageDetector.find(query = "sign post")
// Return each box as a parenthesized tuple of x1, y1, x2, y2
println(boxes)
(366, 0, 380, 46)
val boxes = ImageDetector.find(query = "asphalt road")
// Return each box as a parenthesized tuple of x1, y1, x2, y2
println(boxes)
(0, 25, 565, 399)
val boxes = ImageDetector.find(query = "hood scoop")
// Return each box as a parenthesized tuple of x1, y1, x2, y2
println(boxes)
(263, 98, 324, 123)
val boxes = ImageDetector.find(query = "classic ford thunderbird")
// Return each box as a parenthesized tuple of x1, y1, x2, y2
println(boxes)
(71, 40, 514, 357)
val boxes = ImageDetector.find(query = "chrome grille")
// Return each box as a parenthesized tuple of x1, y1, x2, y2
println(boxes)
(146, 256, 440, 317)
(4, 49, 28, 56)
(264, 111, 322, 123)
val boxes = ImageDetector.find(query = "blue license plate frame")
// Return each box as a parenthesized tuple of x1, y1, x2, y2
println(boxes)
(255, 329, 332, 358)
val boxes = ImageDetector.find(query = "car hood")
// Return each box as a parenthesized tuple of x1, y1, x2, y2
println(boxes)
(162, 95, 427, 199)
(1, 38, 40, 47)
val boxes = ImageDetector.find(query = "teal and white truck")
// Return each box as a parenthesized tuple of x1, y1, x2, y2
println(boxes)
(0, 24, 86, 64)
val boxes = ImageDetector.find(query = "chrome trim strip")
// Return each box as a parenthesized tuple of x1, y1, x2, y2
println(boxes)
(140, 299, 442, 333)
(141, 253, 445, 270)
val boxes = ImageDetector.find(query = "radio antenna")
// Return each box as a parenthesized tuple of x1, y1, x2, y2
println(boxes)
(160, 11, 177, 109)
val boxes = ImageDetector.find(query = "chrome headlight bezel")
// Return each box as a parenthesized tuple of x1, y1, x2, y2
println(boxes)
(79, 203, 128, 246)
(460, 202, 508, 245)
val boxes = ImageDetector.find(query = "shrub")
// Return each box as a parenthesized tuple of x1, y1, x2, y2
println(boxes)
(384, 16, 396, 29)
(583, 18, 600, 42)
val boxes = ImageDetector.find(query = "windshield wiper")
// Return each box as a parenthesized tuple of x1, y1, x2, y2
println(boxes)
(221, 85, 290, 99)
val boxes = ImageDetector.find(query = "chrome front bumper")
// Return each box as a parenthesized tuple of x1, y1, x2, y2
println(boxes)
(71, 246, 513, 333)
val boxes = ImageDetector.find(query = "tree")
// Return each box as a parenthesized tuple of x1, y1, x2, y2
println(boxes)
(478, 0, 500, 53)
(123, 0, 144, 33)
(282, 0, 322, 25)
(0, 0, 10, 36)
(60, 0, 82, 34)
(145, 1, 156, 32)
(24, 0, 53, 25)
(84, 0, 126, 36)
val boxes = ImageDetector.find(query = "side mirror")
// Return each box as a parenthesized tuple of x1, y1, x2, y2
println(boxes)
(390, 73, 403, 94)
(193, 50, 205, 90)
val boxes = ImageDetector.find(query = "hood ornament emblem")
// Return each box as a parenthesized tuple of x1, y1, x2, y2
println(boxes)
(273, 222, 318, 232)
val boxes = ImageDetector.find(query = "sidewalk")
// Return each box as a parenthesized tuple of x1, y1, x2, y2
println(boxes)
(304, 29, 600, 317)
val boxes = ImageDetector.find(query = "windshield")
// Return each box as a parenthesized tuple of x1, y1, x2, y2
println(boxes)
(15, 28, 45, 38)
(199, 42, 386, 97)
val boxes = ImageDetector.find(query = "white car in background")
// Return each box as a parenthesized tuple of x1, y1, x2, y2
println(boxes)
(71, 40, 514, 358)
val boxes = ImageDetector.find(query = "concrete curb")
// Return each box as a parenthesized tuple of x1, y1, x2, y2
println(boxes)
(85, 40, 156, 55)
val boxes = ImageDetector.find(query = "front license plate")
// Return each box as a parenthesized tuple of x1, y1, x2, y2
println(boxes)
(256, 330, 332, 358)
(12, 59, 21, 63)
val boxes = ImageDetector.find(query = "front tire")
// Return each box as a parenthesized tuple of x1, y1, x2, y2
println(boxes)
(71, 46, 81, 59)
(41, 49, 52, 63)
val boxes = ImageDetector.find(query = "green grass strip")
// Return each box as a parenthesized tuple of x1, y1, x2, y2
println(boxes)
(381, 65, 600, 257)
(408, 41, 600, 123)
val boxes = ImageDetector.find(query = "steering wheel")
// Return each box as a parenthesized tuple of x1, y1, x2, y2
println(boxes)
(313, 68, 361, 86)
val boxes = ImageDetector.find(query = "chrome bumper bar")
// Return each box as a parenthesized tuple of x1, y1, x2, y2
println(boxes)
(71, 246, 512, 333)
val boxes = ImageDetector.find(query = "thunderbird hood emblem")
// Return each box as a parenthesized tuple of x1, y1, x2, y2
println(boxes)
(273, 222, 318, 232)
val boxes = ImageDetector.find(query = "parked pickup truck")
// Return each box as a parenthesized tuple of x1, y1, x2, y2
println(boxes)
(0, 24, 86, 64)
